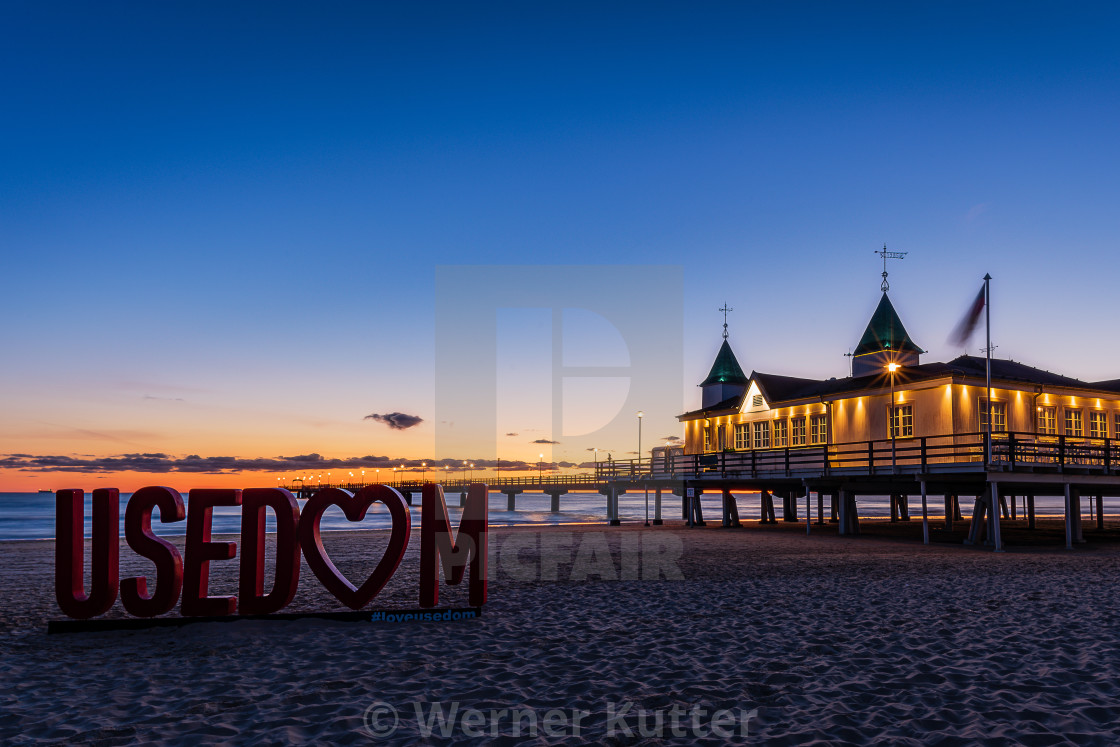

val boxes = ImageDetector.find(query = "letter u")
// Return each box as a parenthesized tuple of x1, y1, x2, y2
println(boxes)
(55, 489, 120, 619)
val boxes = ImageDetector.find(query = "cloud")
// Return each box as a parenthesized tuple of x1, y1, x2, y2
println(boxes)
(505, 432, 519, 437)
(662, 435, 684, 444)
(364, 412, 424, 430)
(965, 202, 990, 223)
(530, 439, 560, 444)
(0, 452, 579, 475)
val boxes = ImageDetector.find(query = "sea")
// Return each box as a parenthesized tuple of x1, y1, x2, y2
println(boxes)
(0, 489, 1076, 541)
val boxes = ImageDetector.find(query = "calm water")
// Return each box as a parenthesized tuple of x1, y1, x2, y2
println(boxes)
(0, 489, 1080, 541)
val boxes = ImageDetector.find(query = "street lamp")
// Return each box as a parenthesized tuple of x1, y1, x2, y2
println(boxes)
(469, 463, 475, 483)
(639, 411, 648, 526)
(422, 462, 427, 482)
(538, 453, 544, 483)
(887, 362, 899, 470)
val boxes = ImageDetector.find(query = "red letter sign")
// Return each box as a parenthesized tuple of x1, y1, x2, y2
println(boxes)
(182, 488, 242, 616)
(239, 487, 301, 615)
(298, 485, 411, 610)
(121, 486, 185, 617)
(55, 489, 120, 619)
(419, 482, 488, 607)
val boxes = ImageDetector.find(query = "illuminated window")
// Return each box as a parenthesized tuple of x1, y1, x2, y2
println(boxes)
(753, 421, 770, 449)
(1090, 411, 1108, 439)
(890, 405, 913, 438)
(703, 426, 711, 451)
(734, 423, 749, 449)
(1038, 407, 1057, 435)
(791, 417, 807, 446)
(773, 419, 788, 447)
(1065, 409, 1083, 438)
(978, 400, 1006, 432)
(810, 414, 828, 444)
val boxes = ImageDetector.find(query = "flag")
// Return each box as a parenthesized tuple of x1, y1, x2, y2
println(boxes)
(949, 285, 985, 347)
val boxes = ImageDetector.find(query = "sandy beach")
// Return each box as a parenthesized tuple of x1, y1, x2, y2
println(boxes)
(4, 522, 1120, 745)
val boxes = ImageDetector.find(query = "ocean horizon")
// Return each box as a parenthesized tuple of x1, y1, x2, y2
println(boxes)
(0, 489, 1081, 541)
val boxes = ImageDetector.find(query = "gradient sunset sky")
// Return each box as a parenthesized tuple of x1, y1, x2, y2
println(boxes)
(3, 2, 1119, 491)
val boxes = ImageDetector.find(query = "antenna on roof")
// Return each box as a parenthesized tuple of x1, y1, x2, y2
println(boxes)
(844, 349, 854, 377)
(719, 302, 733, 340)
(875, 244, 907, 292)
(980, 344, 998, 355)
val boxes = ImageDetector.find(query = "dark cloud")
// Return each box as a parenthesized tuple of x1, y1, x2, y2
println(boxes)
(663, 436, 684, 443)
(0, 452, 578, 475)
(505, 432, 518, 437)
(530, 439, 560, 444)
(364, 412, 424, 430)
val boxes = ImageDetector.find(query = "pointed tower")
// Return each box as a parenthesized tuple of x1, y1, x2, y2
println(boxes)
(851, 293, 924, 376)
(700, 303, 749, 408)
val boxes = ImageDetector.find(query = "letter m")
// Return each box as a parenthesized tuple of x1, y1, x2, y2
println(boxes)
(420, 483, 488, 607)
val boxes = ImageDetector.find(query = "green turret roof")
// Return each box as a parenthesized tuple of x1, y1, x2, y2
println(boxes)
(853, 293, 924, 356)
(700, 340, 748, 386)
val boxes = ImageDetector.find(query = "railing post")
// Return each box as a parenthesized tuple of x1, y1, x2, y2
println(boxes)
(720, 450, 726, 477)
(785, 447, 790, 476)
(1107, 437, 1113, 474)
(1059, 435, 1066, 471)
(751, 449, 757, 478)
(868, 441, 874, 473)
(822, 444, 830, 474)
(920, 436, 927, 472)
(1008, 432, 1016, 467)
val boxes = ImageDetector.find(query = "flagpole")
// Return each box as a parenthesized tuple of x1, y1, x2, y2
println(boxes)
(984, 273, 992, 467)
(984, 272, 1002, 552)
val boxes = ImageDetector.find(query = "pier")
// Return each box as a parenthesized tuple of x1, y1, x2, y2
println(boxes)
(280, 430, 1120, 549)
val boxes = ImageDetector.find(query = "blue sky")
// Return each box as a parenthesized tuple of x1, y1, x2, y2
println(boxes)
(2, 2, 1118, 488)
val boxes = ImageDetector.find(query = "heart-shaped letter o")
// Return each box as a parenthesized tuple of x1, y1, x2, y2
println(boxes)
(298, 485, 412, 609)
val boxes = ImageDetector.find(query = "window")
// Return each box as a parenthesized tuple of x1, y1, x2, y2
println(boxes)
(1090, 411, 1108, 439)
(810, 414, 828, 444)
(890, 405, 913, 438)
(753, 421, 770, 449)
(773, 419, 788, 447)
(703, 426, 711, 451)
(734, 423, 749, 449)
(1065, 409, 1083, 438)
(978, 400, 1006, 432)
(791, 417, 807, 446)
(1038, 407, 1057, 435)
(752, 395, 764, 408)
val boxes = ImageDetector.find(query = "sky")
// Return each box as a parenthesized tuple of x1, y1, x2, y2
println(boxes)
(2, 1, 1119, 491)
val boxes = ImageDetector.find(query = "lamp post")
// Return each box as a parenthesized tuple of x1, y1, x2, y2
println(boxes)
(639, 411, 648, 526)
(469, 463, 475, 483)
(538, 453, 544, 483)
(887, 362, 899, 470)
(422, 462, 427, 483)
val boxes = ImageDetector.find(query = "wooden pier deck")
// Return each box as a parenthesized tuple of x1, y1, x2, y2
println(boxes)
(280, 431, 1120, 550)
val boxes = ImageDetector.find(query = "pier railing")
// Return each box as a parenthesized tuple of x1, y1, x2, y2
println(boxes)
(596, 431, 1120, 480)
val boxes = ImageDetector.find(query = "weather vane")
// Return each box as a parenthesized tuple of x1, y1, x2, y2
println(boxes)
(874, 244, 907, 292)
(719, 302, 733, 339)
